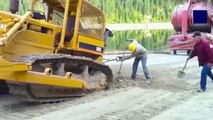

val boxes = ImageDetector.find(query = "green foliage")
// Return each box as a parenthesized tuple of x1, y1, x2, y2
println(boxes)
(0, 0, 32, 14)
(106, 30, 174, 50)
(87, 0, 186, 23)
(0, 0, 186, 23)
(0, 0, 9, 11)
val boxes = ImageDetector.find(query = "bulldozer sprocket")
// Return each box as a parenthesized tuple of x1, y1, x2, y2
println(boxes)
(6, 54, 113, 102)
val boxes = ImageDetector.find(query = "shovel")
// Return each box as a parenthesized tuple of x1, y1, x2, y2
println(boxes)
(177, 58, 189, 78)
(177, 49, 193, 78)
(117, 49, 126, 75)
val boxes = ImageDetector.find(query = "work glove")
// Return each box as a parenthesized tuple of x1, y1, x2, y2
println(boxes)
(116, 56, 124, 61)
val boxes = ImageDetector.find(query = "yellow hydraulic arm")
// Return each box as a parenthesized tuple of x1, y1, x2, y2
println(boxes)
(0, 11, 32, 46)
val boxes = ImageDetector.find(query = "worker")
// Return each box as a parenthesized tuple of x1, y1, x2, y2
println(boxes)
(117, 39, 151, 85)
(104, 28, 113, 47)
(188, 31, 213, 92)
(54, 11, 76, 47)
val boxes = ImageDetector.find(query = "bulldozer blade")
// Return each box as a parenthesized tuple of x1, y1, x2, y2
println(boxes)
(177, 71, 185, 78)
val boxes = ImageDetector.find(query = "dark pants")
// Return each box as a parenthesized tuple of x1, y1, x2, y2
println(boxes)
(200, 64, 213, 91)
(131, 55, 151, 80)
(54, 32, 73, 47)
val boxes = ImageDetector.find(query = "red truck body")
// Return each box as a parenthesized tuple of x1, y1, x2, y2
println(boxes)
(170, 0, 213, 54)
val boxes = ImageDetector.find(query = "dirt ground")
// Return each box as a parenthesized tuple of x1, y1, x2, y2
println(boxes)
(0, 53, 211, 120)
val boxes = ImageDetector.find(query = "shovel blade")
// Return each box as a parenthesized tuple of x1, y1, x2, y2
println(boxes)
(177, 71, 185, 78)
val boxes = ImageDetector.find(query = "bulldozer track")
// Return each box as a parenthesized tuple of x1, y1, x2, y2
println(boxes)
(7, 54, 113, 103)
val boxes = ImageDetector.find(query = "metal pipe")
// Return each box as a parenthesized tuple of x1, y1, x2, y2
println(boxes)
(0, 11, 32, 46)
(71, 0, 83, 49)
(59, 0, 70, 48)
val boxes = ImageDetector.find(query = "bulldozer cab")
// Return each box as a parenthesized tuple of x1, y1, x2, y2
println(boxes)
(0, 0, 106, 61)
(39, 0, 106, 55)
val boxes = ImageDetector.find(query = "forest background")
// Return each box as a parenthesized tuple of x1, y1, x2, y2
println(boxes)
(0, 0, 186, 23)
(0, 0, 188, 50)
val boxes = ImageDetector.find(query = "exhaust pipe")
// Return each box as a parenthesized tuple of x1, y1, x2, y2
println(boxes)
(10, 0, 19, 14)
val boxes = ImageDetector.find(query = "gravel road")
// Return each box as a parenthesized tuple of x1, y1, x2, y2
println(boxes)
(1, 53, 211, 120)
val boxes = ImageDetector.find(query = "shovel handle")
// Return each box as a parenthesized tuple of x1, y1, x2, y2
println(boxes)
(117, 51, 125, 74)
(181, 59, 189, 72)
(181, 49, 193, 72)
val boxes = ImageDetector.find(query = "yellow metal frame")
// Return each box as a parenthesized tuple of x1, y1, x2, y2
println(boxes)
(59, 0, 70, 48)
(78, 34, 104, 55)
(0, 71, 86, 88)
(29, 19, 61, 33)
(71, 0, 83, 49)
(0, 11, 32, 46)
(0, 58, 86, 88)
(0, 58, 30, 72)
(0, 0, 106, 90)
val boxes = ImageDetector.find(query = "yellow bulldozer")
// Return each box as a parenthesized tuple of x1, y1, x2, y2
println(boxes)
(0, 0, 113, 102)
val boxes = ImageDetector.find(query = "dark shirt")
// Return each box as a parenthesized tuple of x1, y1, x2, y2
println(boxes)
(190, 39, 213, 66)
(54, 15, 75, 47)
(67, 16, 76, 33)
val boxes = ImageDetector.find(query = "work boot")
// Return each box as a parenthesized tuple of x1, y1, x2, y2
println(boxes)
(131, 75, 136, 80)
(145, 80, 151, 86)
(197, 89, 205, 92)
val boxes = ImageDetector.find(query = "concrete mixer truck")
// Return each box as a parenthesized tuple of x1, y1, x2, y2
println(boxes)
(169, 0, 213, 55)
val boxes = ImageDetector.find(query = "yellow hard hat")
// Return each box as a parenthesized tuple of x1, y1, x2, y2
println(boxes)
(128, 43, 136, 52)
